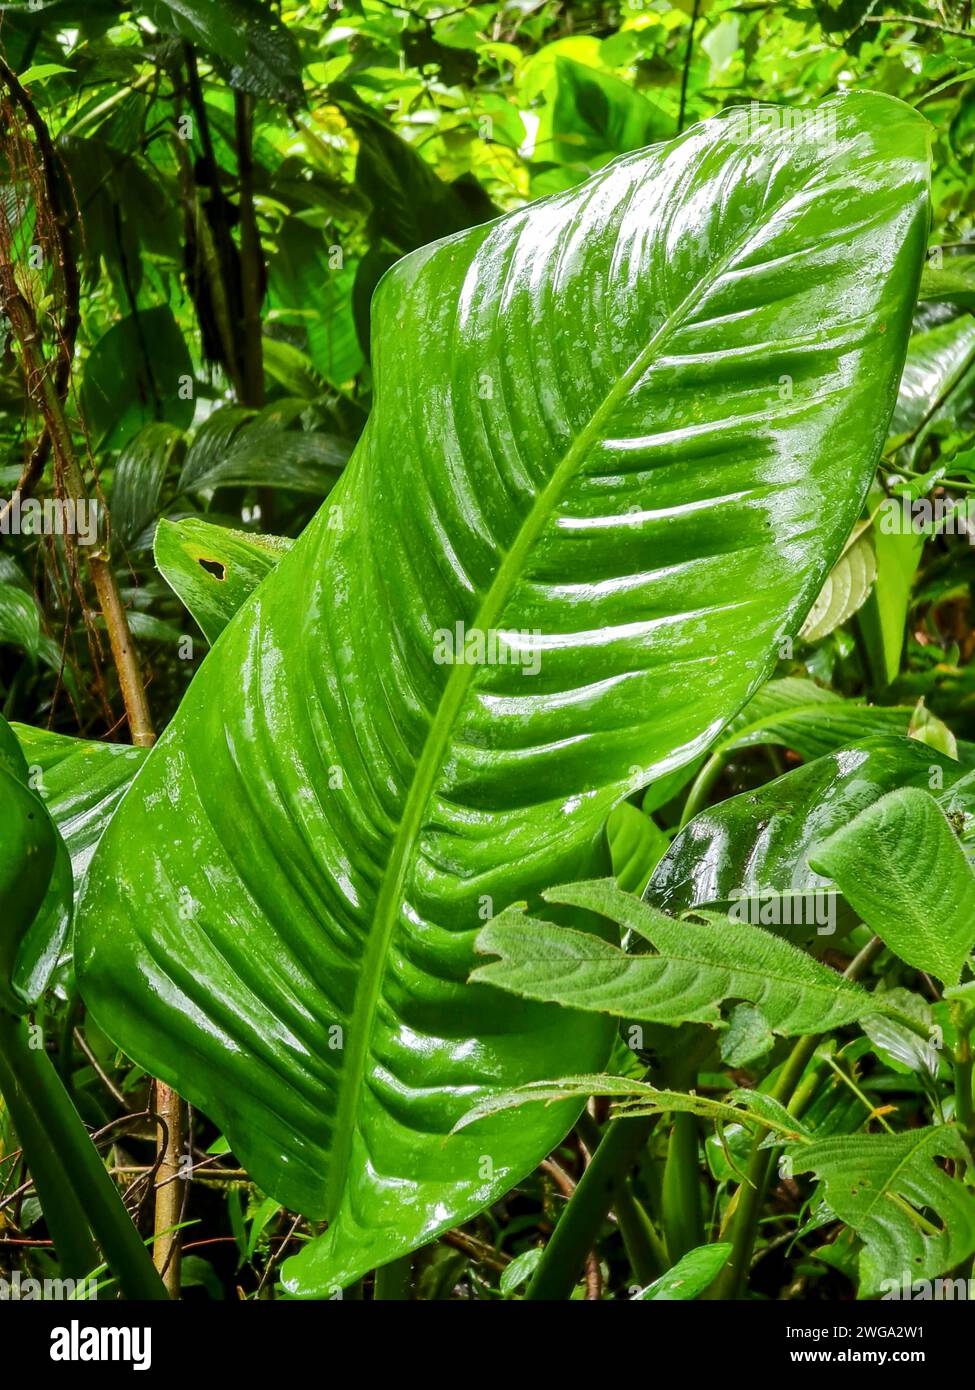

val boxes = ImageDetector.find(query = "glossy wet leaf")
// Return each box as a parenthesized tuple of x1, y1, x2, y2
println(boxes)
(648, 737, 972, 922)
(473, 879, 891, 1033)
(712, 678, 912, 763)
(0, 715, 72, 1012)
(11, 724, 147, 897)
(632, 1241, 731, 1300)
(154, 517, 292, 644)
(786, 1126, 975, 1295)
(810, 787, 975, 985)
(76, 94, 929, 1294)
(888, 314, 975, 466)
(606, 802, 670, 895)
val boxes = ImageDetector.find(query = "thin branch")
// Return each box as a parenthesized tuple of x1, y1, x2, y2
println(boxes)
(0, 55, 81, 521)
(860, 13, 973, 38)
(677, 0, 701, 134)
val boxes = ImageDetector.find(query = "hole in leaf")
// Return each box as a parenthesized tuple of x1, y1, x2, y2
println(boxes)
(198, 557, 226, 581)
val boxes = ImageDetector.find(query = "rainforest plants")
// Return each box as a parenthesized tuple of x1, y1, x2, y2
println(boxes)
(2, 2, 975, 1306)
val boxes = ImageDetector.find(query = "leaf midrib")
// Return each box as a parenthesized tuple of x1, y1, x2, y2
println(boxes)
(326, 166, 823, 1216)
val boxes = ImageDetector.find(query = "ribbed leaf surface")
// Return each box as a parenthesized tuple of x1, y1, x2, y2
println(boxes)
(76, 94, 928, 1293)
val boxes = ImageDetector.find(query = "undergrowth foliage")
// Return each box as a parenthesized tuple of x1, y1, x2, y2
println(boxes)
(1, 1, 975, 1308)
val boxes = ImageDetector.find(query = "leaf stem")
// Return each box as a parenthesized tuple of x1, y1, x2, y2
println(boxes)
(0, 1012, 168, 1299)
(525, 1115, 657, 1300)
(661, 1059, 704, 1261)
(679, 751, 725, 827)
(373, 1253, 412, 1300)
(712, 934, 885, 1298)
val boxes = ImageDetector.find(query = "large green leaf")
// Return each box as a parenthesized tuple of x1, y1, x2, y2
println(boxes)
(786, 1126, 975, 1295)
(552, 58, 670, 165)
(648, 736, 973, 923)
(0, 716, 72, 1012)
(76, 94, 929, 1294)
(810, 787, 975, 985)
(473, 879, 892, 1033)
(11, 724, 147, 897)
(140, 0, 303, 106)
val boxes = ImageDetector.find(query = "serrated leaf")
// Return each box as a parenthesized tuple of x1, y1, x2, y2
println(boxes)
(787, 1126, 975, 1295)
(810, 787, 975, 985)
(455, 1072, 811, 1141)
(75, 94, 929, 1295)
(473, 878, 888, 1034)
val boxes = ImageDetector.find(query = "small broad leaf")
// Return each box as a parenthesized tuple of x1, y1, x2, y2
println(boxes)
(474, 879, 888, 1034)
(154, 517, 292, 644)
(499, 1247, 544, 1297)
(631, 1242, 731, 1301)
(11, 724, 146, 897)
(799, 524, 876, 643)
(810, 787, 975, 985)
(606, 802, 670, 895)
(919, 254, 975, 313)
(787, 1126, 975, 1295)
(714, 678, 912, 762)
(647, 736, 974, 928)
(0, 714, 72, 1012)
(860, 989, 939, 1078)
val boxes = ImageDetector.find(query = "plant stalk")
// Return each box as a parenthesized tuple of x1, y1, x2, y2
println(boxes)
(0, 1012, 167, 1298)
(0, 197, 186, 1295)
(712, 934, 885, 1298)
(373, 1253, 412, 1300)
(525, 1115, 656, 1300)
